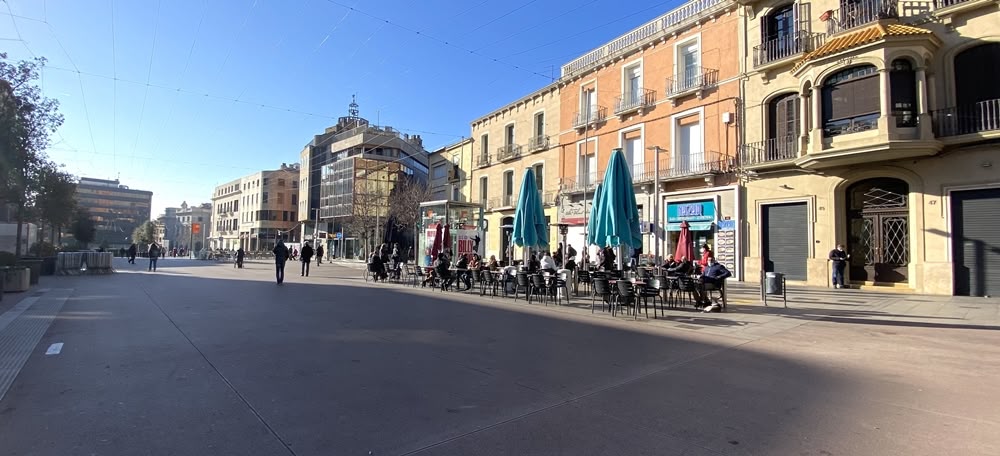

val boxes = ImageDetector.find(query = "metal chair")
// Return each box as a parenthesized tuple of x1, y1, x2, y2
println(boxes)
(591, 278, 613, 313)
(577, 269, 593, 295)
(640, 277, 662, 318)
(615, 280, 640, 319)
(530, 274, 549, 305)
(553, 270, 571, 305)
(514, 272, 531, 301)
(703, 278, 728, 311)
(675, 276, 698, 308)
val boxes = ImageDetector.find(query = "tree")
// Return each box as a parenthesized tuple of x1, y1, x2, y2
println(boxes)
(386, 176, 431, 258)
(131, 221, 157, 245)
(0, 53, 65, 257)
(70, 209, 96, 249)
(31, 163, 76, 251)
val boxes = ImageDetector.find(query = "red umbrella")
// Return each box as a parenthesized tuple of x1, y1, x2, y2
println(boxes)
(432, 223, 443, 260)
(443, 224, 452, 256)
(674, 221, 695, 263)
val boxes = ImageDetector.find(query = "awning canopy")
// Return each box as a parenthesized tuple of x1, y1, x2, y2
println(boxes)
(667, 222, 714, 232)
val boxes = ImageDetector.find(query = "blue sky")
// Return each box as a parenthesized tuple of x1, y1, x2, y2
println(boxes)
(2, 0, 684, 216)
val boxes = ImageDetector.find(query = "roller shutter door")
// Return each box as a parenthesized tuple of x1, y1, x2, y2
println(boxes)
(762, 202, 808, 281)
(952, 188, 1000, 297)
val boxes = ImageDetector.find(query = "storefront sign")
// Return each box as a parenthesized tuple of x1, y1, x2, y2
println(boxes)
(666, 200, 716, 223)
(558, 198, 594, 225)
(717, 219, 736, 231)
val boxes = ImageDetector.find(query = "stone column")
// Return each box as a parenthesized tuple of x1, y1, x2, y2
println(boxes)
(810, 84, 824, 149)
(879, 69, 891, 134)
(917, 67, 933, 138)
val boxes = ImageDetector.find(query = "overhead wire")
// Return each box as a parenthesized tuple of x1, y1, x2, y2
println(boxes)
(130, 0, 162, 168)
(473, 0, 601, 52)
(3, 0, 36, 58)
(110, 0, 118, 172)
(213, 0, 258, 83)
(463, 0, 539, 35)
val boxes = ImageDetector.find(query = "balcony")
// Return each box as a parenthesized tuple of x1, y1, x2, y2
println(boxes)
(631, 151, 732, 183)
(497, 144, 523, 162)
(572, 107, 608, 129)
(824, 0, 899, 36)
(665, 67, 718, 103)
(528, 135, 550, 152)
(542, 191, 558, 206)
(753, 32, 826, 68)
(614, 88, 656, 116)
(932, 98, 1000, 139)
(739, 137, 800, 167)
(559, 172, 603, 194)
(475, 153, 492, 168)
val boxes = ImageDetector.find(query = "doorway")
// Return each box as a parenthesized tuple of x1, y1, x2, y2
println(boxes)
(846, 178, 910, 284)
(500, 216, 514, 265)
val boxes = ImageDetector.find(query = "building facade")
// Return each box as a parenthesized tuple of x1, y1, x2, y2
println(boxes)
(211, 178, 242, 250)
(231, 164, 300, 251)
(299, 99, 429, 259)
(738, 0, 1000, 295)
(428, 138, 474, 202)
(556, 0, 743, 275)
(74, 177, 153, 250)
(470, 83, 562, 263)
(175, 202, 212, 252)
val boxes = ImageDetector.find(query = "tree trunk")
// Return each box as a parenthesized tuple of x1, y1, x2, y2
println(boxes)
(14, 204, 24, 257)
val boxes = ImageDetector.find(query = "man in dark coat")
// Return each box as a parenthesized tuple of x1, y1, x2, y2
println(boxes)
(315, 245, 324, 266)
(273, 240, 289, 285)
(829, 244, 850, 289)
(127, 243, 137, 264)
(300, 243, 314, 277)
(148, 242, 161, 272)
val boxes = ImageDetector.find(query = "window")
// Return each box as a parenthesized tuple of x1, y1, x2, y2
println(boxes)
(277, 192, 284, 204)
(503, 170, 514, 206)
(674, 114, 703, 172)
(480, 134, 489, 157)
(624, 63, 642, 102)
(769, 93, 800, 140)
(677, 39, 700, 87)
(822, 65, 879, 136)
(262, 192, 269, 203)
(263, 178, 269, 186)
(578, 139, 597, 186)
(291, 194, 298, 205)
(534, 112, 544, 138)
(283, 211, 289, 221)
(432, 164, 448, 180)
(479, 177, 488, 203)
(890, 59, 917, 127)
(292, 180, 299, 189)
(452, 186, 460, 201)
(760, 4, 796, 62)
(533, 164, 544, 192)
(581, 86, 596, 116)
(505, 124, 515, 146)
(622, 129, 644, 178)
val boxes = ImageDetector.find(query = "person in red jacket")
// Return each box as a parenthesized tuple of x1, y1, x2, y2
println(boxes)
(697, 244, 714, 271)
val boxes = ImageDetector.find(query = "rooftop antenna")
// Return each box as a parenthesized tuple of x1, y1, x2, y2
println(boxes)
(348, 94, 360, 119)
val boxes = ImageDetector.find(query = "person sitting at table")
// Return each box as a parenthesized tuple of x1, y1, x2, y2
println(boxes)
(662, 254, 678, 270)
(469, 253, 482, 270)
(434, 251, 453, 290)
(667, 255, 692, 276)
(540, 252, 557, 275)
(694, 257, 731, 310)
(452, 254, 472, 291)
(527, 253, 540, 273)
(486, 255, 500, 271)
(601, 246, 617, 271)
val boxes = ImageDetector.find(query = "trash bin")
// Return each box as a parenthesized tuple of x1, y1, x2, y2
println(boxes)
(16, 258, 42, 285)
(765, 272, 784, 295)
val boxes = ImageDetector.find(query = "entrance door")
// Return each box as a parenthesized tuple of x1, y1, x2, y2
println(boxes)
(952, 188, 1000, 297)
(847, 178, 910, 283)
(500, 216, 514, 265)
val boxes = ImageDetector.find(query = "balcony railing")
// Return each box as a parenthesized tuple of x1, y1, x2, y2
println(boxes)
(542, 191, 557, 206)
(739, 136, 800, 166)
(754, 32, 826, 67)
(825, 0, 899, 35)
(630, 151, 731, 182)
(572, 107, 608, 129)
(528, 135, 550, 151)
(934, 0, 972, 7)
(502, 193, 516, 208)
(932, 99, 1000, 137)
(497, 144, 523, 162)
(665, 67, 719, 99)
(475, 153, 492, 168)
(614, 88, 656, 115)
(560, 172, 604, 193)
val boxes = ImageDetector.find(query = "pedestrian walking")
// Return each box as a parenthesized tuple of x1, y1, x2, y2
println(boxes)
(273, 239, 289, 285)
(829, 244, 850, 289)
(300, 243, 314, 277)
(235, 247, 245, 269)
(148, 242, 161, 272)
(316, 245, 324, 266)
(127, 243, 137, 264)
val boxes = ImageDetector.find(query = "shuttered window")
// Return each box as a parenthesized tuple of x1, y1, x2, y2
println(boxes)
(952, 189, 1000, 297)
(822, 65, 879, 136)
(762, 202, 808, 280)
(769, 93, 800, 139)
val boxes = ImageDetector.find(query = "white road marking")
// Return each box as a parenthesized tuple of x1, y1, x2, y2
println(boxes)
(45, 343, 64, 355)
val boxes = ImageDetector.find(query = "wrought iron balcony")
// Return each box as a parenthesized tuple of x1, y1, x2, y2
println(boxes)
(614, 88, 656, 115)
(630, 151, 732, 183)
(528, 135, 550, 152)
(497, 144, 523, 162)
(753, 32, 826, 67)
(932, 98, 1000, 137)
(572, 107, 608, 129)
(475, 153, 492, 168)
(934, 0, 972, 7)
(559, 172, 603, 193)
(665, 67, 718, 100)
(739, 136, 800, 166)
(542, 191, 557, 206)
(502, 193, 517, 208)
(824, 0, 899, 36)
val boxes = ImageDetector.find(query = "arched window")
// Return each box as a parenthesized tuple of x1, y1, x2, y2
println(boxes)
(759, 4, 797, 63)
(890, 59, 917, 127)
(769, 93, 800, 140)
(948, 43, 1000, 136)
(822, 65, 879, 136)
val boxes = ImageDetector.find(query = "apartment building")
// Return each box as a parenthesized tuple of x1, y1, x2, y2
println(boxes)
(738, 0, 1000, 295)
(211, 178, 242, 250)
(220, 164, 300, 252)
(73, 177, 153, 250)
(470, 82, 562, 263)
(428, 138, 474, 202)
(556, 0, 743, 274)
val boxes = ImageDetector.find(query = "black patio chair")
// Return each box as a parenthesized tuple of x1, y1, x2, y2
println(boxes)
(615, 280, 639, 319)
(641, 277, 662, 318)
(577, 269, 593, 295)
(703, 278, 728, 311)
(470, 269, 483, 294)
(514, 272, 531, 301)
(675, 276, 698, 308)
(530, 274, 549, 305)
(591, 278, 613, 313)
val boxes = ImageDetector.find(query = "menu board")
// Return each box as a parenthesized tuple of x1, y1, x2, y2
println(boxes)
(714, 220, 737, 271)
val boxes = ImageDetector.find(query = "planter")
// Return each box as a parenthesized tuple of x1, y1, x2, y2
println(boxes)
(2, 266, 31, 293)
(16, 258, 42, 285)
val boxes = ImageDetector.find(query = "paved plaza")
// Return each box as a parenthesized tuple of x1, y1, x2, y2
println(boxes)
(1, 258, 998, 455)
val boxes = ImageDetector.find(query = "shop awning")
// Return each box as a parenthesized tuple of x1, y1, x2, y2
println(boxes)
(667, 222, 714, 232)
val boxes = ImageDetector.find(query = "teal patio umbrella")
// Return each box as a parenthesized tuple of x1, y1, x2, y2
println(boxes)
(511, 168, 549, 257)
(590, 148, 643, 254)
(586, 183, 603, 247)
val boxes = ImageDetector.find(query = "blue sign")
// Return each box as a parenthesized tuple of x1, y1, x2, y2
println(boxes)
(666, 200, 715, 223)
(717, 220, 736, 231)
(334, 232, 344, 240)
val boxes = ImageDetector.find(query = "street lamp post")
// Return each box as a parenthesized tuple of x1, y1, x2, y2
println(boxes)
(646, 145, 665, 269)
